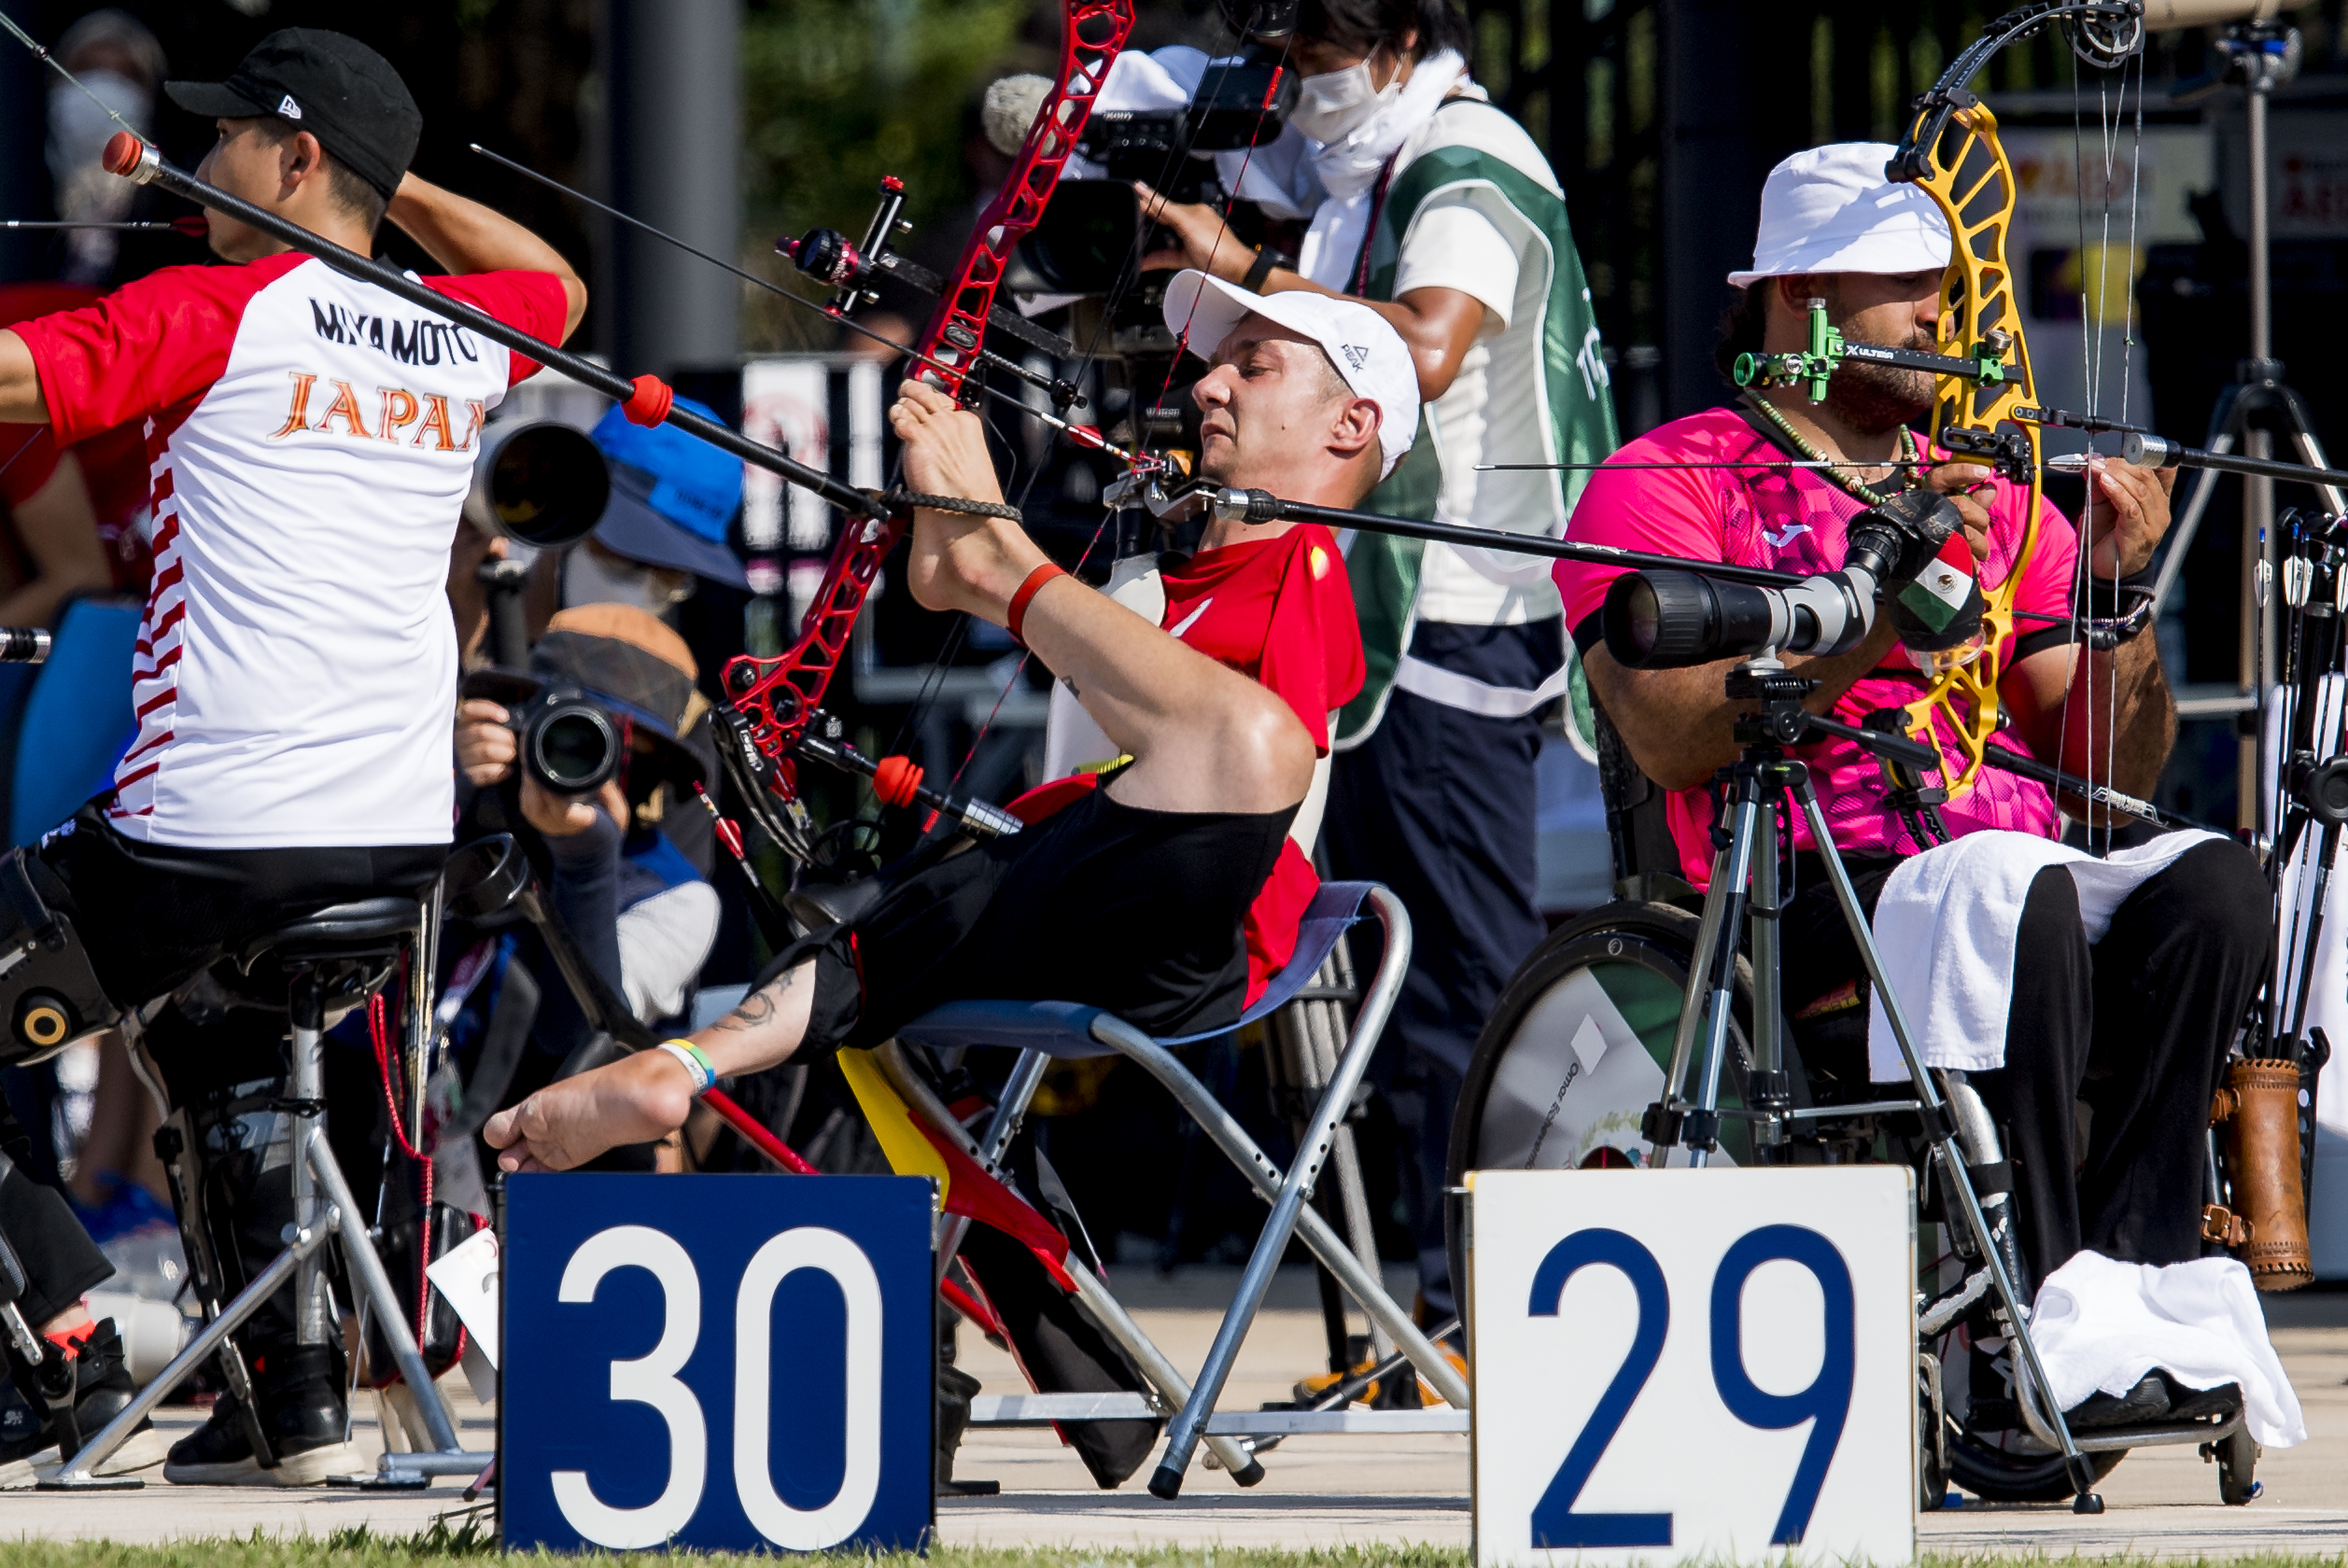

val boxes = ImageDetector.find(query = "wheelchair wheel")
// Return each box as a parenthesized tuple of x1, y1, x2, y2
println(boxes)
(2216, 1426, 2260, 1505)
(1946, 1429, 2126, 1503)
(1445, 899, 1784, 1297)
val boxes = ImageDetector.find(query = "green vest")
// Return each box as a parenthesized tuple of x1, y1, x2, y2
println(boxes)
(1335, 131, 1620, 749)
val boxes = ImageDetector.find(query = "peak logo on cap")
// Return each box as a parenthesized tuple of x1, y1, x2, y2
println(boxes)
(1341, 343, 1370, 371)
(277, 93, 302, 119)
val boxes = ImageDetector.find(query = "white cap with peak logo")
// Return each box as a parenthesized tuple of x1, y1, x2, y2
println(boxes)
(1161, 269, 1420, 478)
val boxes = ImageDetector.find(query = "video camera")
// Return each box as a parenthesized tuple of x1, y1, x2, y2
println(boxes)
(1019, 58, 1293, 295)
(1602, 490, 1976, 670)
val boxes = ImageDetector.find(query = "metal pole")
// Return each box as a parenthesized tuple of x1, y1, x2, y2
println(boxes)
(605, 0, 741, 375)
(2243, 80, 2277, 833)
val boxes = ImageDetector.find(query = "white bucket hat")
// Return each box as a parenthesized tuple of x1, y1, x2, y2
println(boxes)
(1727, 142, 1953, 288)
(1161, 270, 1420, 478)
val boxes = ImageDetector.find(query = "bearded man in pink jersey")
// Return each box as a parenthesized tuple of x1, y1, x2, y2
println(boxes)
(1554, 144, 2269, 1432)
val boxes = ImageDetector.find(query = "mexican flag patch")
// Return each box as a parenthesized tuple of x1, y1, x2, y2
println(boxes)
(1898, 533, 1976, 635)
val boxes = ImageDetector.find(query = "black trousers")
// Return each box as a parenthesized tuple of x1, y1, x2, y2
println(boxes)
(1779, 837, 2271, 1293)
(0, 805, 443, 1323)
(1326, 621, 1561, 1320)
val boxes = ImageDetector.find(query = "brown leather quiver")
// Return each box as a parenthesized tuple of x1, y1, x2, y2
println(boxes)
(2209, 1057, 2313, 1292)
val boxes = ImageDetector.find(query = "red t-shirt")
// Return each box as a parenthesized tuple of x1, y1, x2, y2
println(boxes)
(1553, 407, 2080, 883)
(1010, 525, 1366, 1004)
(0, 284, 152, 591)
(10, 254, 568, 847)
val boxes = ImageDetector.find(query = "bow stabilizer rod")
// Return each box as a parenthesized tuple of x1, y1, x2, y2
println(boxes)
(2122, 431, 2348, 495)
(96, 133, 888, 524)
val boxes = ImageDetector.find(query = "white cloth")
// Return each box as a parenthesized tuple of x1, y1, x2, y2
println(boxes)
(1726, 141, 1953, 287)
(617, 880, 722, 1024)
(2029, 1251, 2305, 1448)
(1865, 828, 2224, 1081)
(1292, 49, 1472, 291)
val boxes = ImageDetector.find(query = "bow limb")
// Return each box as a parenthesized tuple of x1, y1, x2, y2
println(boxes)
(1890, 88, 2044, 797)
(717, 0, 1134, 834)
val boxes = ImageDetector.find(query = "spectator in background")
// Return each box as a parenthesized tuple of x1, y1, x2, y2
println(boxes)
(43, 10, 166, 287)
(523, 397, 752, 636)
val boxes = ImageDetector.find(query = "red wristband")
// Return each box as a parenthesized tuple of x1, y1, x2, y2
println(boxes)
(1005, 562, 1068, 649)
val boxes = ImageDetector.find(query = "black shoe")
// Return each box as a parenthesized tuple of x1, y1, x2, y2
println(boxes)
(163, 1347, 363, 1487)
(2065, 1372, 2171, 1430)
(0, 1321, 169, 1482)
(2158, 1372, 2243, 1423)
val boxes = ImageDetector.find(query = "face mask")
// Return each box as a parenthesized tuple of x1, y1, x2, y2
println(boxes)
(47, 72, 151, 191)
(563, 546, 693, 619)
(1290, 58, 1398, 143)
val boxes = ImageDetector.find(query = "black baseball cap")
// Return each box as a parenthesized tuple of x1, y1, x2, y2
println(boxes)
(165, 30, 420, 201)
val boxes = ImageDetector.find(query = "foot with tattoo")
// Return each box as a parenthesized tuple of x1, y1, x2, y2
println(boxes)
(483, 961, 816, 1172)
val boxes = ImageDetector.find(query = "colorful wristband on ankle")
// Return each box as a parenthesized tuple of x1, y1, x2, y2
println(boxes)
(1005, 562, 1068, 650)
(656, 1040, 717, 1095)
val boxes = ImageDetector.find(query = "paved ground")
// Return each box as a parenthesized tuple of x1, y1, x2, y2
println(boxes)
(0, 1266, 2338, 1556)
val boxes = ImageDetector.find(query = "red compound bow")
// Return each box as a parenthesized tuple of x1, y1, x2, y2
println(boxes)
(716, 0, 1136, 828)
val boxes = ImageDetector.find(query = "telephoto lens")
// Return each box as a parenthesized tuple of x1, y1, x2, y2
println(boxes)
(464, 421, 612, 548)
(508, 684, 622, 796)
(1601, 565, 1877, 670)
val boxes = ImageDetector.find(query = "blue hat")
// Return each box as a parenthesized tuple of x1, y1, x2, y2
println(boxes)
(587, 396, 749, 589)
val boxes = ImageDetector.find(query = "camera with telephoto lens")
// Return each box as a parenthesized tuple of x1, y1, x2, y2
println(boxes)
(502, 683, 623, 797)
(1019, 59, 1293, 294)
(1603, 489, 1975, 670)
(463, 421, 610, 549)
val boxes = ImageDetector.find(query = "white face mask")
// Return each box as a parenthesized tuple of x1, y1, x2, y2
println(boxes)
(1290, 58, 1399, 144)
(563, 546, 693, 619)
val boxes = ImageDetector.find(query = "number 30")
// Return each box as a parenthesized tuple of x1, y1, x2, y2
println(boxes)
(1525, 1225, 1855, 1549)
(551, 1225, 885, 1549)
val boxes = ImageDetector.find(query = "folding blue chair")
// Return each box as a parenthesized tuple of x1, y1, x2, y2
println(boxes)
(890, 879, 1470, 1497)
(9, 597, 141, 847)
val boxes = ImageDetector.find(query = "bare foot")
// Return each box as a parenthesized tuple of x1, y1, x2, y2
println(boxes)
(888, 380, 1047, 618)
(484, 1052, 696, 1173)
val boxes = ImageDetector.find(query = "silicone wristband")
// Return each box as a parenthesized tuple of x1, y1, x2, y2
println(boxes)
(1005, 562, 1068, 650)
(656, 1040, 716, 1095)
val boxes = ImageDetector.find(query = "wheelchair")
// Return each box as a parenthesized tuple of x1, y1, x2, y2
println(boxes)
(1443, 706, 2259, 1508)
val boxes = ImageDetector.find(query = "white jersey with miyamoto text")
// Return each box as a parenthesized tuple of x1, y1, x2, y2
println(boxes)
(16, 252, 566, 848)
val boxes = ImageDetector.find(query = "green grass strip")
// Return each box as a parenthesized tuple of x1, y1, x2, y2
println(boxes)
(0, 1532, 2338, 1568)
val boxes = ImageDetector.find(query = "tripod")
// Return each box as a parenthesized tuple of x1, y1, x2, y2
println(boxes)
(2147, 20, 2344, 831)
(1636, 657, 2110, 1511)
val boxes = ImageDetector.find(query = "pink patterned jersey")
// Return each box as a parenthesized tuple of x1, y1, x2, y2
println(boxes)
(1554, 406, 2080, 886)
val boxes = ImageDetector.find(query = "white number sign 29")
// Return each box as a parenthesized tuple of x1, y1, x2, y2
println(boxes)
(1469, 1167, 1915, 1568)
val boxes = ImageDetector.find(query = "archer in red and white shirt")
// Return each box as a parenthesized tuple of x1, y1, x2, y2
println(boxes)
(0, 165, 582, 851)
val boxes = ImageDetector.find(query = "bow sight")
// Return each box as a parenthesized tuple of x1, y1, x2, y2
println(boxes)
(780, 179, 1090, 413)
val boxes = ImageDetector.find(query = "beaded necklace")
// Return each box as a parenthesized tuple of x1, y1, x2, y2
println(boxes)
(1739, 391, 1919, 507)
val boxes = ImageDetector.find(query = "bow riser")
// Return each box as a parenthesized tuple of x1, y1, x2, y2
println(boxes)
(719, 0, 1134, 800)
(1893, 96, 2048, 794)
(917, 0, 1133, 395)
